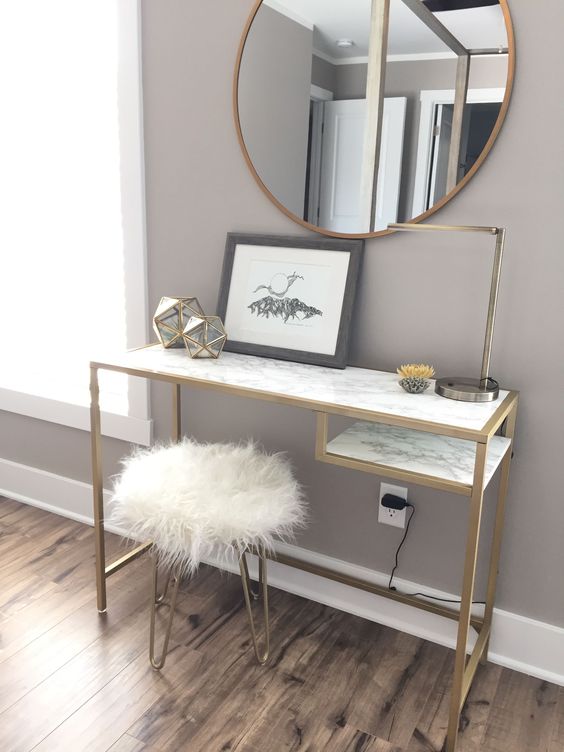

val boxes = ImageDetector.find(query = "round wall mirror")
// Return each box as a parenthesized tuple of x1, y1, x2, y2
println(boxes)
(234, 0, 514, 238)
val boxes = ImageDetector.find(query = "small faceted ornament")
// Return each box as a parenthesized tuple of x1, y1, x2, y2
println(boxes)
(153, 297, 205, 348)
(397, 363, 435, 394)
(182, 315, 227, 359)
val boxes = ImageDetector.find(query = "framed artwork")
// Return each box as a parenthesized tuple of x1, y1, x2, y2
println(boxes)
(217, 233, 364, 368)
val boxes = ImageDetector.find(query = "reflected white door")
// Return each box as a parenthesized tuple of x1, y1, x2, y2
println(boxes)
(318, 97, 406, 233)
(428, 103, 453, 206)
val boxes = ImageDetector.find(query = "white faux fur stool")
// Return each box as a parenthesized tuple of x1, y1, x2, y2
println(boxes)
(111, 439, 305, 669)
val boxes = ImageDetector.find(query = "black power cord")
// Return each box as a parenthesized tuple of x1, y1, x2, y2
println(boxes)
(387, 503, 415, 591)
(382, 493, 486, 606)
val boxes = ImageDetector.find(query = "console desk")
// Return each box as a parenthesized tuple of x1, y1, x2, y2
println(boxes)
(90, 345, 518, 752)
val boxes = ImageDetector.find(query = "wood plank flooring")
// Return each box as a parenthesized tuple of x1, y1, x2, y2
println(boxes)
(0, 498, 562, 752)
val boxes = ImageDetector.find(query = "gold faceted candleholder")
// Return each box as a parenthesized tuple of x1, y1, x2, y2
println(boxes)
(153, 296, 205, 348)
(182, 315, 227, 359)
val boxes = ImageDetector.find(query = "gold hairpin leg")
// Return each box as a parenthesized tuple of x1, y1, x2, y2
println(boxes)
(155, 566, 172, 605)
(149, 556, 181, 670)
(239, 547, 270, 665)
(257, 554, 265, 600)
(240, 547, 263, 601)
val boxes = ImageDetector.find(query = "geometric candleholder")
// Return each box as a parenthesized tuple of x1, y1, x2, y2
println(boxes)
(182, 315, 227, 359)
(153, 296, 205, 349)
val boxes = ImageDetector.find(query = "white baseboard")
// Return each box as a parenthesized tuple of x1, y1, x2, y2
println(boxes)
(0, 457, 113, 525)
(1, 457, 563, 687)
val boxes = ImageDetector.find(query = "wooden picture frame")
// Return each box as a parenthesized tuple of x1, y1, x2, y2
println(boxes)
(217, 233, 364, 368)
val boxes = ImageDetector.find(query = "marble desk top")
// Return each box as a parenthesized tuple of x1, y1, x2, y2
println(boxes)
(327, 421, 511, 488)
(93, 345, 512, 435)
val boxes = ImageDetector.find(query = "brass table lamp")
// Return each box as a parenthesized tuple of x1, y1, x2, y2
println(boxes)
(388, 222, 506, 403)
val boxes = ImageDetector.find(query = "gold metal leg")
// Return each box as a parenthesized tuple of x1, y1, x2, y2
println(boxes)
(91, 366, 154, 612)
(90, 366, 107, 614)
(314, 411, 329, 460)
(172, 383, 181, 442)
(239, 547, 270, 665)
(446, 440, 488, 752)
(480, 402, 518, 665)
(149, 556, 181, 670)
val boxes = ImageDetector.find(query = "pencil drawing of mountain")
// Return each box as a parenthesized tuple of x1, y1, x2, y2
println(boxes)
(249, 296, 322, 322)
(248, 271, 323, 323)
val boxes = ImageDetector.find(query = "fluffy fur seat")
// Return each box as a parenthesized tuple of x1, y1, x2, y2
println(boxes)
(110, 439, 306, 572)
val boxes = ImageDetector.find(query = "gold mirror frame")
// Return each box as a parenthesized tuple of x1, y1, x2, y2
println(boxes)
(233, 0, 515, 240)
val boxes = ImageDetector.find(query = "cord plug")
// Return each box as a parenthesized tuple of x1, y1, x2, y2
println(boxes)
(381, 493, 410, 511)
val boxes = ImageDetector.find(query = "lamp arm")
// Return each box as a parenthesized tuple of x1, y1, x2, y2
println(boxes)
(480, 227, 505, 384)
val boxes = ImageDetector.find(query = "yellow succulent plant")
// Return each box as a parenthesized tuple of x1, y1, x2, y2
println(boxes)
(397, 363, 435, 380)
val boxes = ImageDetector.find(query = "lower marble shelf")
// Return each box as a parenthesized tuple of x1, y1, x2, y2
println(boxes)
(325, 421, 511, 489)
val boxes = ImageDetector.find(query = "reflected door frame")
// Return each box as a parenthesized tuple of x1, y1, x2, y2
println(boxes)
(306, 84, 334, 225)
(412, 86, 506, 218)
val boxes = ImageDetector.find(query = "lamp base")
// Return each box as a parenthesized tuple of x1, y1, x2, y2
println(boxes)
(435, 377, 499, 403)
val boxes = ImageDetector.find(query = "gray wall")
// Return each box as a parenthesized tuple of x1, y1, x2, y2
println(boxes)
(335, 63, 368, 100)
(311, 54, 336, 94)
(0, 411, 126, 486)
(237, 5, 312, 217)
(311, 57, 364, 101)
(1, 0, 563, 629)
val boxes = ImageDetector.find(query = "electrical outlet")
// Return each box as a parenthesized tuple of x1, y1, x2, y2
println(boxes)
(378, 482, 408, 528)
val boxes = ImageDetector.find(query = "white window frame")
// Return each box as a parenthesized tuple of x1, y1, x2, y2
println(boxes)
(411, 87, 506, 218)
(0, 0, 152, 446)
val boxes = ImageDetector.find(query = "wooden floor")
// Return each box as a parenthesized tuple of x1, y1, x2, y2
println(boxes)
(0, 498, 562, 752)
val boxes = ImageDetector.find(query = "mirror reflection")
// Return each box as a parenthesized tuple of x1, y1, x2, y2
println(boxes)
(237, 0, 511, 235)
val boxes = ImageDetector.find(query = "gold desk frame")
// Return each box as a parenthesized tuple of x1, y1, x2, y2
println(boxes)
(90, 354, 518, 752)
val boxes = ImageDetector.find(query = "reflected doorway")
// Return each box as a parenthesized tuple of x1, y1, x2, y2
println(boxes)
(411, 87, 505, 217)
(427, 100, 502, 208)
